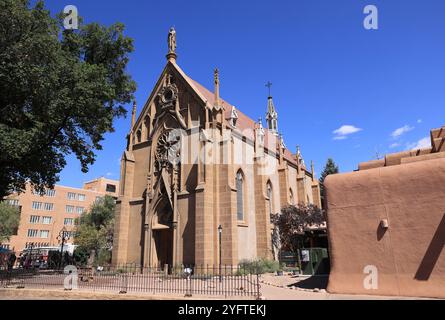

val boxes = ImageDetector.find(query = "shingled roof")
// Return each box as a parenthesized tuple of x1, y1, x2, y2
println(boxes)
(184, 74, 300, 167)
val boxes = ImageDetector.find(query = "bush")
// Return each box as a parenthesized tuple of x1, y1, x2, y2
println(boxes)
(238, 258, 282, 274)
(95, 249, 111, 266)
(73, 247, 89, 266)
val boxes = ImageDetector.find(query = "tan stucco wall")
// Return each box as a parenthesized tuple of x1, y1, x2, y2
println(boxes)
(325, 157, 445, 299)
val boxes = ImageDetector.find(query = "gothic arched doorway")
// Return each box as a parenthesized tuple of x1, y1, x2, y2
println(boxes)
(150, 197, 173, 268)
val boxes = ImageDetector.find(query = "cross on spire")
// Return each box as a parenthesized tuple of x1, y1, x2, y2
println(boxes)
(265, 81, 273, 97)
(265, 81, 278, 136)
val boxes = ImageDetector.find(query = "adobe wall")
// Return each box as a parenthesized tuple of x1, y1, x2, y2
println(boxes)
(325, 157, 445, 298)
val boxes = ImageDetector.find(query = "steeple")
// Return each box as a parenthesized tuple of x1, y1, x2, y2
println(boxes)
(265, 82, 278, 135)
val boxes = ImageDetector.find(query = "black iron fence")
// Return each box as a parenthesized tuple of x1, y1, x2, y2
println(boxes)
(0, 265, 261, 299)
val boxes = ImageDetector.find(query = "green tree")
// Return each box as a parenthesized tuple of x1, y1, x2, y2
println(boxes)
(74, 195, 115, 265)
(319, 158, 339, 208)
(0, 0, 136, 199)
(271, 204, 325, 273)
(0, 202, 21, 243)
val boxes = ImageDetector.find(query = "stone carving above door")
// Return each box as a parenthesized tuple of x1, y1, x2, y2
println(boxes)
(158, 81, 178, 111)
(154, 74, 187, 130)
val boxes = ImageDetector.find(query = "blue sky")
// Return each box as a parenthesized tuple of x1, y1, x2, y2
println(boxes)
(41, 0, 445, 187)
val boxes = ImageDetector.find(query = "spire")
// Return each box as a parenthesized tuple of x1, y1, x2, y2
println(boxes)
(166, 27, 177, 62)
(279, 133, 286, 150)
(214, 68, 220, 110)
(265, 81, 278, 135)
(131, 100, 137, 132)
(311, 160, 315, 181)
(296, 145, 305, 167)
(127, 100, 137, 150)
(257, 117, 264, 130)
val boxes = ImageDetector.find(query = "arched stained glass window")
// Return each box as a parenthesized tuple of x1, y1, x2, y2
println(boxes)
(267, 181, 273, 215)
(236, 171, 244, 221)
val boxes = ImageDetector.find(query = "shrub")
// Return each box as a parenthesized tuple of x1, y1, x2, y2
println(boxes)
(73, 247, 89, 266)
(95, 249, 111, 266)
(238, 258, 282, 274)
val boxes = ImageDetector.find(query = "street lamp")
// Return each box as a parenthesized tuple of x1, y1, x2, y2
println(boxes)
(56, 227, 70, 269)
(26, 242, 35, 269)
(218, 225, 222, 282)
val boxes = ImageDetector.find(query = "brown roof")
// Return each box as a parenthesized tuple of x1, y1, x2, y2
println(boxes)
(185, 75, 299, 166)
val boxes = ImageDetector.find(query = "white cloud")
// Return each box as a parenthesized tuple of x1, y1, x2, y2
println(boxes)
(417, 119, 422, 124)
(332, 125, 362, 140)
(391, 125, 414, 139)
(389, 142, 400, 149)
(106, 172, 114, 177)
(407, 137, 431, 150)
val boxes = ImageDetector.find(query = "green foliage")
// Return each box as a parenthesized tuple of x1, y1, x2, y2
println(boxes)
(79, 195, 115, 230)
(95, 249, 111, 266)
(319, 158, 339, 208)
(0, 202, 20, 242)
(238, 258, 282, 275)
(0, 0, 136, 199)
(74, 195, 115, 265)
(73, 246, 89, 266)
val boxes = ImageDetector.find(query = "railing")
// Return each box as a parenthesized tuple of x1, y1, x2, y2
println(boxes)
(0, 265, 261, 299)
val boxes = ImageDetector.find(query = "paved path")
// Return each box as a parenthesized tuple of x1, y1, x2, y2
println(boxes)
(258, 273, 437, 300)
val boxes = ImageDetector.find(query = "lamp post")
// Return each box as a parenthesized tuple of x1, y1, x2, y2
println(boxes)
(56, 227, 70, 269)
(27, 242, 35, 269)
(218, 225, 222, 282)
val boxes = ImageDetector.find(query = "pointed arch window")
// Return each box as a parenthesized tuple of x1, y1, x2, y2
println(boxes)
(267, 181, 273, 216)
(236, 170, 244, 221)
(145, 115, 151, 140)
(289, 189, 295, 205)
(136, 129, 142, 143)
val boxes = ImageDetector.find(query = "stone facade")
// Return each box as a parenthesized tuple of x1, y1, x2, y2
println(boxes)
(112, 29, 321, 267)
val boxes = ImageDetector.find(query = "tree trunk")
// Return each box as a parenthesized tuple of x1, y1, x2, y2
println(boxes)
(294, 240, 303, 275)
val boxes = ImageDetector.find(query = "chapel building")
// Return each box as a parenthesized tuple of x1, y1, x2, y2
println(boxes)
(112, 29, 321, 267)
